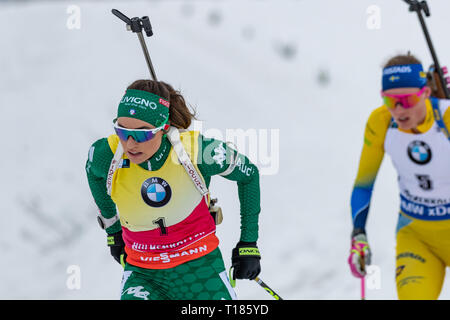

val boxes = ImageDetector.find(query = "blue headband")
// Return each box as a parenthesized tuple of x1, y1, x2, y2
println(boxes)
(382, 63, 427, 91)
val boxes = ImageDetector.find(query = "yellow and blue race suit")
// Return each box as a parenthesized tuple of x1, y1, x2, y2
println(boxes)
(351, 98, 450, 299)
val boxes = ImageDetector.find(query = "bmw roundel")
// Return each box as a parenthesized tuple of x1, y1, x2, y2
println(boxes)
(407, 140, 432, 165)
(141, 177, 172, 207)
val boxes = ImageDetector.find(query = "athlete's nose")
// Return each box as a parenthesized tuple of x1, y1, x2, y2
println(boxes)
(126, 136, 138, 147)
(392, 103, 407, 115)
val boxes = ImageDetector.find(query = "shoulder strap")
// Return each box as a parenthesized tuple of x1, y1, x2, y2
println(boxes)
(106, 142, 124, 196)
(430, 97, 450, 142)
(166, 127, 210, 196)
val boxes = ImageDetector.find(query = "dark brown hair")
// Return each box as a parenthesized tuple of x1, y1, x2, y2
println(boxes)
(127, 79, 196, 129)
(383, 52, 422, 68)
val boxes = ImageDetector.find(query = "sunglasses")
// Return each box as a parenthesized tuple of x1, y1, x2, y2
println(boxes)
(113, 119, 168, 143)
(381, 87, 426, 110)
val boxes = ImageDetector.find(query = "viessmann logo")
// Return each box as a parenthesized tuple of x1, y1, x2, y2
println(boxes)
(139, 245, 208, 263)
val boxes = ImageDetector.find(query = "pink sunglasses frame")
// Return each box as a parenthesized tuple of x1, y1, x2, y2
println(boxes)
(380, 87, 427, 109)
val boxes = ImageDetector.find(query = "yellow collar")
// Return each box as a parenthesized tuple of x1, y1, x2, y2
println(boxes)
(398, 99, 434, 134)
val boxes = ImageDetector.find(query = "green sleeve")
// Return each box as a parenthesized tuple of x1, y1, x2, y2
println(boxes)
(85, 138, 121, 234)
(197, 134, 261, 243)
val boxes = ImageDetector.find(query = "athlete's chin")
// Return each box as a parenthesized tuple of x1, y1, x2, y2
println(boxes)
(398, 124, 414, 130)
(396, 118, 416, 130)
(126, 152, 148, 164)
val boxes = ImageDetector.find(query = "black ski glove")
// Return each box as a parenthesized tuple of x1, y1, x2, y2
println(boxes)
(231, 241, 261, 280)
(107, 231, 126, 267)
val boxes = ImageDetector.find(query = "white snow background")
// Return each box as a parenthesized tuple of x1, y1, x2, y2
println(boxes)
(1, 0, 450, 299)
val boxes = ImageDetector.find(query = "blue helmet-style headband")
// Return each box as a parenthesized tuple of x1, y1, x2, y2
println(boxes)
(382, 63, 427, 91)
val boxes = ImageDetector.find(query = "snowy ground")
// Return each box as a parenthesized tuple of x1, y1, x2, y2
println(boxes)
(1, 0, 450, 299)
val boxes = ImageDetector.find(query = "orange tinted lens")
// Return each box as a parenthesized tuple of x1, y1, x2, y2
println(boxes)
(382, 96, 398, 109)
(405, 92, 422, 107)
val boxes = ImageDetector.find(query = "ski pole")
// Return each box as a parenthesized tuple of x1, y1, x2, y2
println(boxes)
(112, 9, 158, 81)
(360, 255, 366, 300)
(402, 0, 450, 98)
(361, 277, 366, 300)
(229, 267, 283, 300)
(254, 277, 283, 300)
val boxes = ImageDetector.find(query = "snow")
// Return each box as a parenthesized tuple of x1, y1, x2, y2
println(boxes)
(1, 0, 450, 299)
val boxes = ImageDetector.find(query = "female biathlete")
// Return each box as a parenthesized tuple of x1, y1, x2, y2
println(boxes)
(85, 80, 262, 300)
(348, 53, 450, 300)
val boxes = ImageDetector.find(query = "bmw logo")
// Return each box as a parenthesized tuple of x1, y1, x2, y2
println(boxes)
(407, 140, 432, 165)
(141, 177, 172, 207)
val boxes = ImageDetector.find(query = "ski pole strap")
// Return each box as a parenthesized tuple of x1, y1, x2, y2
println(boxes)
(229, 267, 236, 288)
(254, 277, 283, 300)
(430, 97, 450, 141)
